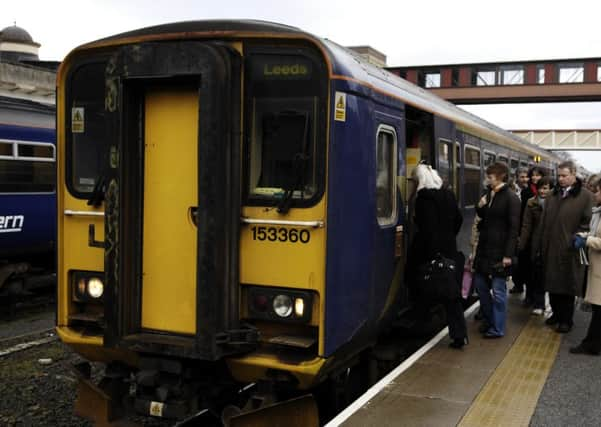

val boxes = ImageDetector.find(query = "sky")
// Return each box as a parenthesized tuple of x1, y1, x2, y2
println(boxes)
(5, 0, 601, 172)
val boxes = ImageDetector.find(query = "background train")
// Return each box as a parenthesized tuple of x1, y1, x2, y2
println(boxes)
(0, 114, 56, 307)
(55, 20, 558, 424)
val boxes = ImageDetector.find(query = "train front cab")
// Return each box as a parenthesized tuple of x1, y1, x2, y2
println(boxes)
(56, 33, 341, 421)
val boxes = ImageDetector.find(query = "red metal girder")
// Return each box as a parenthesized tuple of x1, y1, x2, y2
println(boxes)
(544, 64, 556, 84)
(525, 64, 537, 85)
(584, 61, 597, 83)
(458, 67, 471, 87)
(429, 83, 601, 104)
(406, 69, 418, 84)
(441, 68, 452, 87)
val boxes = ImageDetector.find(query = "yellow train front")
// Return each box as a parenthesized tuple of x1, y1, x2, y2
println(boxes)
(56, 20, 401, 424)
(56, 20, 556, 424)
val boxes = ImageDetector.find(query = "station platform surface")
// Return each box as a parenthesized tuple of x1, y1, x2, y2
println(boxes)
(328, 293, 601, 427)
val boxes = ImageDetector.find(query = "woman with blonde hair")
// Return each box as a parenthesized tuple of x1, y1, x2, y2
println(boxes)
(408, 163, 467, 348)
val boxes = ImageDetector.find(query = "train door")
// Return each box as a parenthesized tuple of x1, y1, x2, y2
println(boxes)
(141, 87, 198, 334)
(373, 110, 405, 317)
(101, 42, 250, 360)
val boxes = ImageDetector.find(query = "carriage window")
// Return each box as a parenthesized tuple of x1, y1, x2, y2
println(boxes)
(0, 142, 55, 193)
(464, 146, 481, 207)
(498, 155, 508, 165)
(67, 61, 110, 195)
(438, 140, 453, 190)
(483, 151, 495, 167)
(465, 146, 481, 166)
(17, 143, 54, 159)
(376, 126, 397, 226)
(0, 141, 12, 156)
(245, 51, 326, 208)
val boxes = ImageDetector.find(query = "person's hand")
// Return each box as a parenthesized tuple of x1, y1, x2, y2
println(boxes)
(478, 195, 487, 208)
(502, 257, 512, 267)
(573, 234, 587, 250)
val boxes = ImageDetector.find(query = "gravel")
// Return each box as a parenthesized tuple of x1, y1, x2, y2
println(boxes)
(0, 339, 92, 426)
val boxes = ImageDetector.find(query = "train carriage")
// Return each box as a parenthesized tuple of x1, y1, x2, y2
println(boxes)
(0, 117, 56, 299)
(55, 20, 557, 424)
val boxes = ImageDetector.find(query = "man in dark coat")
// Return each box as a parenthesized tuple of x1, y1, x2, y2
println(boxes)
(510, 168, 532, 295)
(542, 161, 593, 333)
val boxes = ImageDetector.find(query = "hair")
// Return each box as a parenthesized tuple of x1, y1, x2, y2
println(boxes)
(413, 163, 443, 191)
(536, 176, 554, 189)
(558, 160, 577, 173)
(528, 166, 546, 178)
(486, 162, 509, 183)
(516, 167, 529, 177)
(587, 174, 599, 187)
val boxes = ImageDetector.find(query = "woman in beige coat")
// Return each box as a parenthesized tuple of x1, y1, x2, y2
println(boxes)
(570, 181, 601, 355)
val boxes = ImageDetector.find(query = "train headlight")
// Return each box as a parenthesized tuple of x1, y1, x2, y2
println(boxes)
(87, 277, 104, 299)
(71, 271, 105, 302)
(273, 294, 293, 318)
(76, 278, 87, 298)
(294, 298, 305, 317)
(247, 287, 313, 322)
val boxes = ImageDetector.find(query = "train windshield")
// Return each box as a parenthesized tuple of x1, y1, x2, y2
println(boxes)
(66, 62, 110, 196)
(244, 51, 327, 207)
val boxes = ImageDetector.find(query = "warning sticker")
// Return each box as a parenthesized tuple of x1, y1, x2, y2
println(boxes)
(334, 92, 346, 122)
(71, 107, 84, 133)
(149, 401, 164, 417)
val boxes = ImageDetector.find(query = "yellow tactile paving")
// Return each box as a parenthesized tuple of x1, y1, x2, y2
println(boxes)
(458, 318, 561, 427)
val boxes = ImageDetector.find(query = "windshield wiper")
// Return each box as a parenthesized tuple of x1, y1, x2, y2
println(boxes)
(276, 112, 310, 214)
(87, 176, 106, 207)
(277, 152, 309, 214)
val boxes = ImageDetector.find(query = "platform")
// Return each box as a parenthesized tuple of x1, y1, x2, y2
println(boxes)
(328, 293, 601, 427)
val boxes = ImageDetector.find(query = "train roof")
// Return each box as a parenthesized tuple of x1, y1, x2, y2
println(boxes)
(73, 20, 558, 163)
(322, 40, 558, 162)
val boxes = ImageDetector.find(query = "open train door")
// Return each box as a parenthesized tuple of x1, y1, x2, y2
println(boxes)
(102, 41, 258, 360)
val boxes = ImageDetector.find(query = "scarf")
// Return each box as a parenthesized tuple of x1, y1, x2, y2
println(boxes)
(530, 183, 538, 196)
(538, 196, 545, 209)
(488, 183, 505, 207)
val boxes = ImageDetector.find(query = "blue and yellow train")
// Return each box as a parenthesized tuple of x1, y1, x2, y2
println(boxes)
(55, 20, 557, 424)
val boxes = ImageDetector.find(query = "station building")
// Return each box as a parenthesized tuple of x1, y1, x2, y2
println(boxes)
(0, 24, 57, 128)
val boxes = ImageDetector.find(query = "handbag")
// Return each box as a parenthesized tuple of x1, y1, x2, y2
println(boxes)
(415, 253, 459, 300)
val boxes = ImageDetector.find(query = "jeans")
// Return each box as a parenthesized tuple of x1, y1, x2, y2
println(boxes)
(474, 273, 507, 336)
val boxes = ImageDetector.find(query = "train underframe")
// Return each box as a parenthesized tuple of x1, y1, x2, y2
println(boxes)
(68, 298, 454, 426)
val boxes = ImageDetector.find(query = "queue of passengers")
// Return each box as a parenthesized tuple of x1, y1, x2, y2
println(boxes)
(408, 160, 601, 353)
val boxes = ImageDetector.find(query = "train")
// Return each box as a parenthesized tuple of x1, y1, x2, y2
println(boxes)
(55, 20, 558, 425)
(0, 116, 56, 305)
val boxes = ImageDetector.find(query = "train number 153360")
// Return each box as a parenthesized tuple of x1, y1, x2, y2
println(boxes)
(250, 226, 311, 244)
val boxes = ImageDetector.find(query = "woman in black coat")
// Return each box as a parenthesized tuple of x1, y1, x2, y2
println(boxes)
(408, 164, 467, 349)
(473, 162, 521, 338)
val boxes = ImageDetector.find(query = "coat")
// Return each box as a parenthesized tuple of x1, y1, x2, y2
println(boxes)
(584, 207, 601, 305)
(519, 196, 544, 260)
(541, 178, 593, 296)
(407, 188, 463, 282)
(474, 184, 521, 277)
